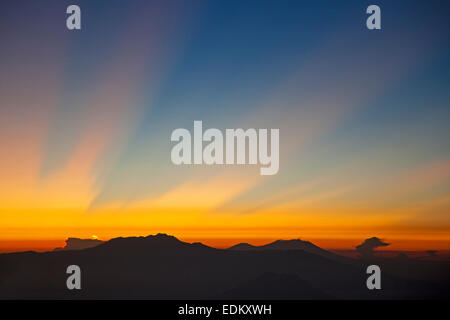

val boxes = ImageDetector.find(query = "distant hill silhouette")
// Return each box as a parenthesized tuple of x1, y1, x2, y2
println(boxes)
(228, 239, 347, 262)
(0, 233, 448, 299)
(228, 243, 257, 250)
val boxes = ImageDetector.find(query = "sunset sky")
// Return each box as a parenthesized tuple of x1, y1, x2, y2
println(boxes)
(1, 0, 449, 253)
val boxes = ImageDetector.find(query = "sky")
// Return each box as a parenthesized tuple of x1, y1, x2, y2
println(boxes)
(0, 0, 449, 252)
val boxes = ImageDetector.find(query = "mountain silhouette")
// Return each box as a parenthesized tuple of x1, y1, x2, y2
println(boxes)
(228, 239, 347, 262)
(0, 233, 447, 299)
(227, 243, 257, 250)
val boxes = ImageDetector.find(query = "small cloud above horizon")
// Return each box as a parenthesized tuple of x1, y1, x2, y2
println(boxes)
(356, 237, 390, 258)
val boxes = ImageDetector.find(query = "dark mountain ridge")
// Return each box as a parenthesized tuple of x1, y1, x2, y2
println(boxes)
(0, 233, 447, 299)
(228, 238, 348, 263)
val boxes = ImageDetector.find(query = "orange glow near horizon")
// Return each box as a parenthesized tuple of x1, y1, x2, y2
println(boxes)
(1, 234, 449, 254)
